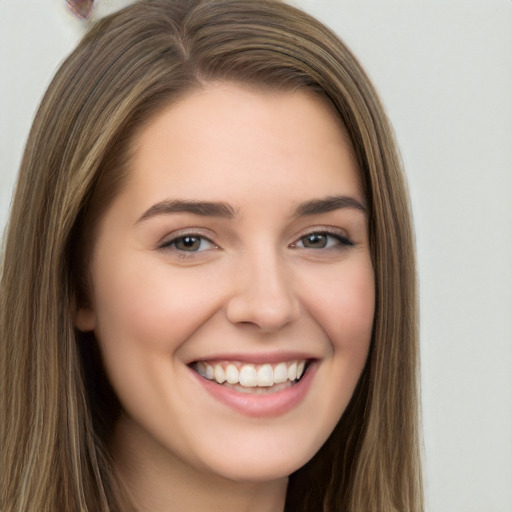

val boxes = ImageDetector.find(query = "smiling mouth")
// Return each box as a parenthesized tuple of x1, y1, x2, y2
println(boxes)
(191, 360, 310, 394)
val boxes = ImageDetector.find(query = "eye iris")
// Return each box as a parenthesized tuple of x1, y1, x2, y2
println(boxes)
(303, 233, 328, 248)
(176, 236, 201, 251)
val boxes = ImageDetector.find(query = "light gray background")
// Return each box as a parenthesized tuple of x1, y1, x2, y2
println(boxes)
(1, 1, 511, 510)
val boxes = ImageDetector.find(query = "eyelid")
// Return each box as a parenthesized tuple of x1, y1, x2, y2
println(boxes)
(290, 226, 354, 249)
(158, 229, 219, 253)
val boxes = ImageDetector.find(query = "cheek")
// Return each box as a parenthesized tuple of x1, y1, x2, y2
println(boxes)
(88, 257, 224, 434)
(279, 258, 374, 459)
(307, 258, 375, 355)
(300, 258, 374, 405)
(91, 254, 223, 354)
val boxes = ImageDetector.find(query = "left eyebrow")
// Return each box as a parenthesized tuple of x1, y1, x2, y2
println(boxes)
(294, 195, 367, 216)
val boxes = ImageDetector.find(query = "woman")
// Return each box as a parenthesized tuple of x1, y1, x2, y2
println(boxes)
(0, 0, 423, 510)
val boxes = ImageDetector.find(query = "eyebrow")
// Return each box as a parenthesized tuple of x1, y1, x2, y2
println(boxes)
(294, 195, 367, 216)
(137, 200, 237, 222)
(136, 195, 366, 223)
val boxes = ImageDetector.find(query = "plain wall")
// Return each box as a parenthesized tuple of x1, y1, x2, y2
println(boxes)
(1, 1, 511, 510)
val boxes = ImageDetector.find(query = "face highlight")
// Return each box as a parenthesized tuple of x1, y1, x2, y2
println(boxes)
(76, 83, 375, 486)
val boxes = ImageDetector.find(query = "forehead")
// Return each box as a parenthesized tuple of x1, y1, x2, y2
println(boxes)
(122, 82, 363, 212)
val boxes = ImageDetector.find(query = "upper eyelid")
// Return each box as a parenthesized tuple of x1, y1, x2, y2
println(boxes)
(292, 226, 351, 241)
(292, 232, 352, 247)
(158, 229, 217, 246)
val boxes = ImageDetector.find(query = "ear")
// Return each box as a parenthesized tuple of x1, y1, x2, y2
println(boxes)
(75, 306, 97, 332)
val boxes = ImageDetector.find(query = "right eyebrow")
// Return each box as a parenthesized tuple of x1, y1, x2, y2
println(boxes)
(136, 199, 238, 223)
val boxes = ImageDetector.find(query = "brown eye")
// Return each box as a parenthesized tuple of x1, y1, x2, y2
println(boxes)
(174, 236, 202, 252)
(294, 231, 354, 250)
(301, 233, 329, 249)
(160, 234, 216, 254)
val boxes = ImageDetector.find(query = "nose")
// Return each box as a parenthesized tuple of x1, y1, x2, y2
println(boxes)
(225, 249, 300, 332)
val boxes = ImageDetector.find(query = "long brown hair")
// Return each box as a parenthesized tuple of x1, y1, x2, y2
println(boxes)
(0, 1, 422, 510)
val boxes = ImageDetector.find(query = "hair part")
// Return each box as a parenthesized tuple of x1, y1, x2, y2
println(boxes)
(1, 1, 422, 511)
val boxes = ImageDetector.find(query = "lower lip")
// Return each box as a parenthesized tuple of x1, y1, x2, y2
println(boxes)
(190, 363, 317, 418)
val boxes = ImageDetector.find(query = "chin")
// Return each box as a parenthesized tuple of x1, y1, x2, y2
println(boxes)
(189, 427, 328, 484)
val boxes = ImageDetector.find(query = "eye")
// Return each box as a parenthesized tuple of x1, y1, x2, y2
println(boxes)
(293, 231, 353, 250)
(160, 234, 216, 253)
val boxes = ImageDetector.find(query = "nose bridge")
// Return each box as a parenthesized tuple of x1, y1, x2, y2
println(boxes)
(226, 243, 299, 331)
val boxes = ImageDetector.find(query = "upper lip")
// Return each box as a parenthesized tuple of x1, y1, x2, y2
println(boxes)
(188, 351, 319, 365)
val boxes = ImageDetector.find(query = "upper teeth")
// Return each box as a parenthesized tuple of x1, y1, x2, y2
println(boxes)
(194, 360, 306, 387)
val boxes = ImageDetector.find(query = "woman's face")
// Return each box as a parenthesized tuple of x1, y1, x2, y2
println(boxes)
(77, 83, 374, 483)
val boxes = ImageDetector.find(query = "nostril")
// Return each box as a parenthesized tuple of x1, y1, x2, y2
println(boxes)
(226, 291, 300, 332)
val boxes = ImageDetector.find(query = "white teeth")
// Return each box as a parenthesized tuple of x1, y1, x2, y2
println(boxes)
(214, 365, 226, 384)
(297, 360, 305, 379)
(239, 365, 257, 387)
(225, 364, 239, 384)
(205, 364, 214, 380)
(195, 360, 308, 388)
(287, 362, 297, 381)
(256, 364, 274, 387)
(273, 362, 288, 384)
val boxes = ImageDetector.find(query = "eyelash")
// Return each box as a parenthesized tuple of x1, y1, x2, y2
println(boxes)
(291, 229, 354, 250)
(158, 228, 354, 257)
(159, 232, 217, 256)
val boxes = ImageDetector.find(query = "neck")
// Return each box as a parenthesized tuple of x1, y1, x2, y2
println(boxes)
(110, 415, 288, 512)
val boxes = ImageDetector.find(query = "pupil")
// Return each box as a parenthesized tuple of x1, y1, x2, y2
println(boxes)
(178, 236, 200, 251)
(304, 234, 327, 248)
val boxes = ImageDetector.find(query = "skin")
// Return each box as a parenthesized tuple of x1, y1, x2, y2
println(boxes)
(76, 83, 375, 512)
